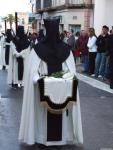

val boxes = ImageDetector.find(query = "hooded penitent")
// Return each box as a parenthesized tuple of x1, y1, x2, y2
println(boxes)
(14, 26, 30, 52)
(34, 18, 70, 75)
(13, 26, 30, 81)
(34, 19, 71, 141)
(5, 29, 13, 65)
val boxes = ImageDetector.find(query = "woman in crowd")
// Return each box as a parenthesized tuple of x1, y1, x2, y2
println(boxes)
(87, 28, 97, 75)
(76, 30, 89, 72)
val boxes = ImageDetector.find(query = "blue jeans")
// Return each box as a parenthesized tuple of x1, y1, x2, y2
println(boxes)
(81, 55, 89, 72)
(95, 52, 106, 77)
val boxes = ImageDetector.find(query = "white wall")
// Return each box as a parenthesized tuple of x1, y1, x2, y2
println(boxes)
(94, 0, 113, 35)
(48, 9, 84, 31)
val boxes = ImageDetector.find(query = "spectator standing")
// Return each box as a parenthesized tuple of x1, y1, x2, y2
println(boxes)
(72, 31, 80, 63)
(87, 28, 97, 75)
(67, 29, 76, 51)
(95, 25, 109, 78)
(60, 30, 68, 44)
(106, 27, 113, 89)
(77, 30, 89, 72)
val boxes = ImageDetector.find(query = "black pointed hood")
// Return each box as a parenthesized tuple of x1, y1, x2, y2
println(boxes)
(16, 26, 24, 38)
(34, 18, 70, 65)
(44, 18, 60, 49)
(13, 26, 30, 52)
(6, 29, 13, 42)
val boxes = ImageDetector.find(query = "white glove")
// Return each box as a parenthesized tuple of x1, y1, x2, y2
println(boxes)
(16, 52, 21, 58)
(33, 74, 40, 84)
(13, 51, 19, 57)
(20, 50, 26, 59)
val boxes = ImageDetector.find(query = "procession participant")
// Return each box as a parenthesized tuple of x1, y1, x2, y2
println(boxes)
(0, 33, 6, 70)
(8, 26, 30, 88)
(19, 18, 83, 147)
(5, 29, 13, 68)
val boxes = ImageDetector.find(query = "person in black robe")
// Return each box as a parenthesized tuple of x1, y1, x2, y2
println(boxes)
(5, 29, 13, 68)
(19, 18, 83, 146)
(34, 18, 70, 143)
(13, 26, 30, 87)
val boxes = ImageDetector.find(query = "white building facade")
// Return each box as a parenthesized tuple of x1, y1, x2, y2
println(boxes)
(94, 0, 113, 35)
(33, 0, 113, 35)
(34, 0, 94, 33)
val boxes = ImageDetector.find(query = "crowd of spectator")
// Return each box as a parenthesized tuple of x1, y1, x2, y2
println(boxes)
(60, 26, 113, 89)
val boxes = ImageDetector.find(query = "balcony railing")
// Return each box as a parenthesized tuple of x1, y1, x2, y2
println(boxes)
(52, 0, 65, 7)
(36, 0, 41, 10)
(52, 0, 85, 7)
(68, 0, 85, 5)
(36, 0, 93, 12)
(43, 0, 52, 8)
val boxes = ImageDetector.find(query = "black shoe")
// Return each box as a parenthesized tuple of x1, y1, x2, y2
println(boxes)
(110, 82, 113, 89)
(12, 84, 18, 89)
(54, 146, 63, 149)
(38, 144, 48, 149)
(2, 66, 6, 70)
(110, 85, 113, 89)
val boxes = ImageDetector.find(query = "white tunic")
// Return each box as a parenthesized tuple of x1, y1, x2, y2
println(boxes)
(19, 49, 83, 146)
(7, 42, 30, 85)
(0, 35, 6, 68)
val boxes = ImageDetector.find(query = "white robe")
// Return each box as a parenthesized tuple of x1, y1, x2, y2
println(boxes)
(7, 42, 30, 85)
(0, 35, 6, 68)
(19, 49, 83, 146)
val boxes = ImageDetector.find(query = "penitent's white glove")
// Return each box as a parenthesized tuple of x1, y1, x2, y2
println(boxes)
(15, 52, 21, 58)
(33, 74, 40, 84)
(13, 51, 19, 57)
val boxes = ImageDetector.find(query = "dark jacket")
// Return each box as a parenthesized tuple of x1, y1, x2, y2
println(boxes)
(96, 34, 109, 53)
(67, 34, 76, 50)
(106, 34, 113, 75)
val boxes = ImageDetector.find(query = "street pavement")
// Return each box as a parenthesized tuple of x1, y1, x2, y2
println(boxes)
(0, 70, 113, 150)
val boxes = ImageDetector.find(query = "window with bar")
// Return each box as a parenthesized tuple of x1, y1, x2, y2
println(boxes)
(69, 0, 85, 4)
(52, 0, 65, 7)
(36, 0, 41, 10)
(43, 0, 52, 8)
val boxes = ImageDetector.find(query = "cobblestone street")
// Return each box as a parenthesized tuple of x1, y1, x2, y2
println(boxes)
(0, 70, 113, 150)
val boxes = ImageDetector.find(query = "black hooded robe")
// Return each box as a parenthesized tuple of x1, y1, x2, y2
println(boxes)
(34, 19, 70, 141)
(13, 27, 30, 81)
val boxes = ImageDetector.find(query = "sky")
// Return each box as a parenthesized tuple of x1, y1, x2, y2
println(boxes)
(0, 0, 31, 17)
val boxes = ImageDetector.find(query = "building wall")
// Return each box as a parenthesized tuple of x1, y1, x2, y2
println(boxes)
(94, 0, 113, 35)
(40, 9, 85, 33)
(17, 12, 32, 32)
(35, 0, 94, 33)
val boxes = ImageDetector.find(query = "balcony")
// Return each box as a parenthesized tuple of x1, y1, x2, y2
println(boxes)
(52, 0, 65, 7)
(43, 0, 52, 8)
(68, 0, 85, 5)
(52, 0, 85, 7)
(36, 0, 41, 10)
(36, 0, 93, 13)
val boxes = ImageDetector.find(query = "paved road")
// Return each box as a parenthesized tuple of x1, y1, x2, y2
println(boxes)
(0, 70, 113, 150)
